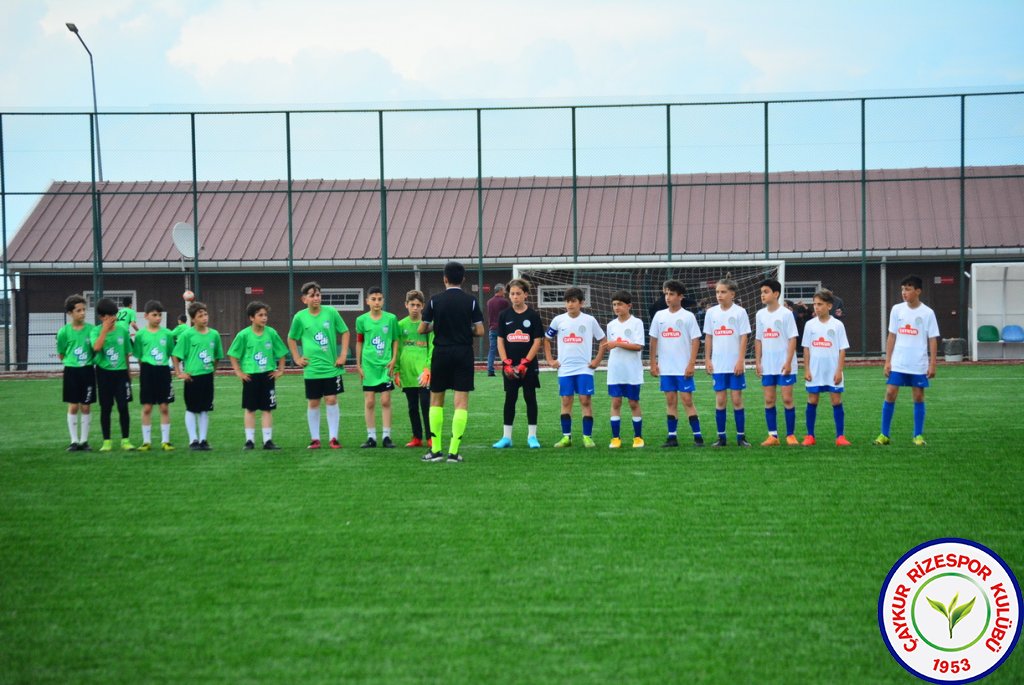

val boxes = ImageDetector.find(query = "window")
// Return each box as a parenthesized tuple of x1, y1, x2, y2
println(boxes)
(783, 281, 820, 304)
(537, 285, 592, 309)
(321, 288, 363, 311)
(84, 290, 136, 311)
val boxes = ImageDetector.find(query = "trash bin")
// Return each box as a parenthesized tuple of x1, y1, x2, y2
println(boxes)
(943, 338, 966, 362)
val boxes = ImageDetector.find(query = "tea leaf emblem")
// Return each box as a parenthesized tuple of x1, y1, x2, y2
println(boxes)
(928, 592, 976, 639)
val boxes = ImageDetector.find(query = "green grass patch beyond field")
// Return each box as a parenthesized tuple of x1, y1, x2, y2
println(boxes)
(1, 365, 1022, 684)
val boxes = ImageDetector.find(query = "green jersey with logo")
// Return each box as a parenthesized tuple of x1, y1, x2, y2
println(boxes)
(90, 325, 132, 371)
(57, 323, 95, 368)
(170, 323, 190, 341)
(288, 307, 349, 380)
(172, 327, 223, 376)
(228, 326, 289, 374)
(356, 311, 398, 386)
(133, 326, 175, 367)
(116, 307, 136, 328)
(396, 316, 433, 386)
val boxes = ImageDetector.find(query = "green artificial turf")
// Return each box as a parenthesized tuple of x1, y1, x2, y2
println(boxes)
(1, 365, 1022, 683)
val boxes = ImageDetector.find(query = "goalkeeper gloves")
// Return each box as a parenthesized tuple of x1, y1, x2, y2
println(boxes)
(515, 358, 530, 377)
(502, 358, 515, 378)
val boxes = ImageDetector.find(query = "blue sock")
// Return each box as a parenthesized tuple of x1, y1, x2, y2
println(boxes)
(716, 408, 727, 436)
(881, 400, 895, 436)
(560, 413, 571, 436)
(689, 415, 702, 437)
(735, 408, 746, 439)
(784, 407, 796, 436)
(610, 416, 621, 438)
(765, 407, 778, 435)
(582, 415, 594, 437)
(632, 417, 642, 438)
(913, 402, 925, 437)
(806, 403, 817, 437)
(833, 403, 845, 437)
(667, 414, 678, 436)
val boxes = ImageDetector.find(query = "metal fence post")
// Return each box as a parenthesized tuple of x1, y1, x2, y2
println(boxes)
(378, 111, 389, 302)
(571, 107, 579, 276)
(763, 102, 770, 260)
(90, 113, 104, 299)
(666, 104, 673, 261)
(0, 113, 8, 369)
(959, 95, 967, 341)
(861, 99, 868, 355)
(190, 113, 200, 299)
(286, 112, 295, 321)
(476, 109, 485, 360)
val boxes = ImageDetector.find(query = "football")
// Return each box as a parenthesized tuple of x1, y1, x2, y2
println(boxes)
(182, 290, 195, 302)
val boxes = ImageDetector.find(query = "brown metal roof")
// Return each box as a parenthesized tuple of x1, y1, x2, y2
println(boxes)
(8, 166, 1023, 268)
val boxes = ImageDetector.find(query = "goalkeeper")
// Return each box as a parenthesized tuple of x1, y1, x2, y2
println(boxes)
(395, 290, 433, 449)
(492, 279, 543, 449)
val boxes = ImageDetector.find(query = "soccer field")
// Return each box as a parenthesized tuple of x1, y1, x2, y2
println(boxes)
(1, 365, 1022, 684)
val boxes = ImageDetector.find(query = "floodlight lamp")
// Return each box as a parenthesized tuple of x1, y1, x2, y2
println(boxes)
(66, 23, 79, 33)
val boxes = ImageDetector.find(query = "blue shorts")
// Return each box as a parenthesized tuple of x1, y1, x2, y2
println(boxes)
(712, 373, 746, 392)
(886, 371, 930, 388)
(806, 385, 844, 395)
(608, 383, 641, 401)
(761, 374, 797, 387)
(559, 374, 595, 397)
(660, 375, 696, 393)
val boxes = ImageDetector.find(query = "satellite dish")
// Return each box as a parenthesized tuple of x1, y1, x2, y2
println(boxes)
(171, 221, 196, 259)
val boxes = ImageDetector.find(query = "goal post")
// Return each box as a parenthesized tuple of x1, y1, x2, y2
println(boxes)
(511, 260, 785, 360)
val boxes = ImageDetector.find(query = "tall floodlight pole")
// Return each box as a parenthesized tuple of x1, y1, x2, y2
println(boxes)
(66, 22, 103, 181)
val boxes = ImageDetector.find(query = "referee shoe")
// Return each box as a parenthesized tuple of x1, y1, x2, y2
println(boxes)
(422, 451, 445, 462)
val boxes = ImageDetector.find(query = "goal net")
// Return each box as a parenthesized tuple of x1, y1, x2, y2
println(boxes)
(511, 261, 785, 361)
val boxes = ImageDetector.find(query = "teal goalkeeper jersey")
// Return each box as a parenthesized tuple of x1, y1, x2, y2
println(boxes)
(356, 311, 398, 386)
(288, 307, 349, 379)
(133, 326, 175, 366)
(172, 327, 223, 376)
(396, 316, 432, 386)
(90, 325, 132, 371)
(228, 326, 289, 374)
(56, 323, 95, 367)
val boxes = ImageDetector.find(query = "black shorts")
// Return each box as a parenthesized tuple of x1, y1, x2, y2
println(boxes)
(63, 366, 96, 405)
(429, 346, 475, 393)
(139, 363, 175, 406)
(503, 368, 541, 391)
(184, 372, 215, 413)
(96, 368, 132, 406)
(242, 372, 278, 412)
(362, 381, 395, 393)
(304, 375, 344, 400)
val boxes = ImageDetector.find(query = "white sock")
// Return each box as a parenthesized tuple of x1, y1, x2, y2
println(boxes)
(382, 427, 391, 439)
(80, 414, 92, 444)
(198, 412, 209, 441)
(367, 428, 377, 440)
(142, 425, 152, 444)
(262, 427, 273, 443)
(528, 424, 537, 437)
(307, 408, 321, 440)
(68, 414, 78, 443)
(245, 428, 256, 442)
(503, 425, 514, 439)
(185, 412, 198, 443)
(161, 423, 171, 444)
(326, 404, 340, 440)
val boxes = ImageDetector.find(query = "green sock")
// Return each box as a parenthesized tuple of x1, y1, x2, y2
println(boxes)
(449, 408, 468, 455)
(429, 406, 444, 453)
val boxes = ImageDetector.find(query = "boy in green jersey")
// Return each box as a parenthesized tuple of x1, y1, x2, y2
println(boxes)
(91, 297, 136, 452)
(355, 287, 399, 448)
(56, 294, 95, 451)
(133, 300, 176, 451)
(228, 301, 288, 450)
(170, 314, 189, 341)
(172, 301, 224, 450)
(288, 282, 350, 449)
(395, 290, 433, 448)
(116, 296, 139, 333)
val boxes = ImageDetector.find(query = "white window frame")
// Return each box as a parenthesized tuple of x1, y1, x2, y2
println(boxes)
(783, 281, 820, 303)
(321, 288, 364, 312)
(537, 285, 593, 309)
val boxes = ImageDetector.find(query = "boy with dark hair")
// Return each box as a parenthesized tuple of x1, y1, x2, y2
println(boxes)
(288, 282, 350, 449)
(172, 301, 223, 450)
(133, 300, 176, 451)
(228, 301, 288, 450)
(544, 286, 605, 448)
(595, 290, 646, 449)
(116, 296, 139, 332)
(91, 297, 136, 452)
(703, 278, 751, 447)
(419, 261, 485, 463)
(170, 314, 189, 342)
(875, 275, 940, 446)
(493, 278, 543, 449)
(57, 294, 95, 451)
(356, 286, 399, 448)
(755, 279, 800, 446)
(396, 290, 432, 448)
(801, 289, 851, 447)
(649, 280, 704, 447)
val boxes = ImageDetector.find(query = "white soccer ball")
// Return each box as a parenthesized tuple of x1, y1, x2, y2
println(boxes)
(183, 290, 195, 302)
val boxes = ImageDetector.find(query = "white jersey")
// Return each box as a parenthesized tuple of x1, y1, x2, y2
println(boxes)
(756, 306, 799, 375)
(605, 315, 645, 385)
(649, 307, 702, 375)
(546, 312, 605, 377)
(888, 302, 940, 375)
(703, 304, 751, 373)
(802, 316, 849, 389)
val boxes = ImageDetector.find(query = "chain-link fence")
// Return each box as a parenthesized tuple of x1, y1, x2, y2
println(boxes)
(3, 92, 1023, 368)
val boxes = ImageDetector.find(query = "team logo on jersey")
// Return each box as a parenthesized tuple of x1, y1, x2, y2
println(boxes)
(811, 336, 833, 348)
(198, 350, 213, 367)
(254, 351, 268, 369)
(899, 323, 920, 336)
(522, 319, 532, 328)
(314, 331, 329, 350)
(714, 325, 734, 336)
(506, 330, 531, 343)
(562, 332, 584, 344)
(74, 346, 88, 363)
(150, 348, 164, 363)
(879, 538, 1021, 683)
(763, 327, 781, 339)
(371, 334, 387, 355)
(661, 327, 682, 338)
